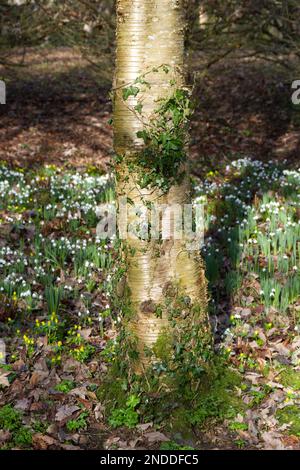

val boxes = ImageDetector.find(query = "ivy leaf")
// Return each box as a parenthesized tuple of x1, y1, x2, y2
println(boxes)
(134, 103, 143, 114)
(122, 86, 140, 101)
(136, 130, 149, 142)
(134, 77, 151, 88)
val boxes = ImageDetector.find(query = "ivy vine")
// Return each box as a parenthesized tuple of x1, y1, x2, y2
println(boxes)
(116, 65, 193, 192)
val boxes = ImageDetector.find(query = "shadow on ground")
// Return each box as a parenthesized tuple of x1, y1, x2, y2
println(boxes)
(0, 49, 112, 169)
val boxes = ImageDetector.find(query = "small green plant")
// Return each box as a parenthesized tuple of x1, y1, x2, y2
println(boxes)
(0, 404, 22, 431)
(0, 405, 32, 448)
(66, 325, 95, 362)
(228, 421, 248, 431)
(55, 380, 76, 393)
(45, 285, 62, 315)
(277, 406, 300, 436)
(22, 333, 35, 357)
(66, 411, 89, 432)
(109, 395, 140, 429)
(160, 441, 195, 450)
(279, 367, 300, 390)
(235, 439, 246, 449)
(14, 427, 32, 447)
(32, 420, 48, 433)
(34, 312, 64, 344)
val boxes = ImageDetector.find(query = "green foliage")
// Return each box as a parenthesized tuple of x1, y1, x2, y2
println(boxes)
(187, 363, 244, 426)
(200, 159, 300, 316)
(0, 405, 32, 448)
(109, 395, 140, 429)
(55, 380, 76, 393)
(118, 70, 193, 192)
(13, 427, 32, 447)
(277, 406, 300, 436)
(32, 420, 48, 433)
(122, 86, 140, 100)
(45, 285, 62, 316)
(134, 88, 192, 192)
(0, 405, 22, 432)
(147, 289, 212, 386)
(66, 325, 96, 363)
(66, 411, 89, 432)
(228, 421, 248, 431)
(279, 367, 300, 391)
(160, 441, 195, 450)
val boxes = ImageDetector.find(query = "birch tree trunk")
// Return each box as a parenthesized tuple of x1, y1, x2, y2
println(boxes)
(113, 0, 211, 370)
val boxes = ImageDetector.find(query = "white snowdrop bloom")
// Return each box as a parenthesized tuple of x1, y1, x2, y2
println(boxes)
(293, 266, 298, 271)
(20, 290, 31, 298)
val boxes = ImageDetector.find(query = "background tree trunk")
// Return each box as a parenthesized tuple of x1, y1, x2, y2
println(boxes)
(113, 0, 210, 369)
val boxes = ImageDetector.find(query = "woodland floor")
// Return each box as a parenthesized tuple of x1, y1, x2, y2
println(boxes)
(0, 47, 300, 450)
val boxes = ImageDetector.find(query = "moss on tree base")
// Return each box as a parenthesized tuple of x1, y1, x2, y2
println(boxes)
(97, 353, 245, 438)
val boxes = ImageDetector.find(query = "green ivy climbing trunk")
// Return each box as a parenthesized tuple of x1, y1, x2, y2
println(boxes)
(113, 0, 211, 371)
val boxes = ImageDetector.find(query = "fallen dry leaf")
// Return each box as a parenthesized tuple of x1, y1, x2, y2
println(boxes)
(14, 398, 31, 411)
(144, 431, 169, 443)
(12, 359, 26, 372)
(0, 371, 10, 387)
(136, 422, 153, 433)
(32, 433, 58, 450)
(30, 370, 49, 387)
(0, 430, 12, 444)
(55, 405, 80, 426)
(261, 431, 286, 450)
